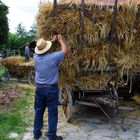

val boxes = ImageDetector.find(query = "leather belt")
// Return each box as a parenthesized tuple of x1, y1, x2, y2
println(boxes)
(36, 83, 58, 88)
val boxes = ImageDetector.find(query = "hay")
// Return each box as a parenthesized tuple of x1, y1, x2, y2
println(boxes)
(1, 56, 34, 66)
(1, 56, 24, 66)
(36, 2, 140, 89)
(1, 56, 34, 78)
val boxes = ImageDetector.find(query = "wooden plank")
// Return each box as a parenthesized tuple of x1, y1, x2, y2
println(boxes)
(52, 0, 57, 17)
(78, 0, 85, 51)
(58, 3, 114, 10)
(75, 100, 99, 107)
(108, 0, 118, 64)
(79, 66, 117, 72)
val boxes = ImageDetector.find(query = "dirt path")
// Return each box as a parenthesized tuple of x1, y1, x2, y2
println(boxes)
(22, 91, 140, 140)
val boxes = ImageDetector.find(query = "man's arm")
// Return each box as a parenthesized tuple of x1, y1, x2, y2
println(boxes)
(58, 34, 68, 55)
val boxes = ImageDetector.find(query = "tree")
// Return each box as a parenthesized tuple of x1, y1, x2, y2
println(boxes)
(14, 23, 36, 48)
(15, 23, 28, 46)
(7, 32, 18, 49)
(28, 24, 37, 41)
(0, 0, 9, 47)
(6, 23, 37, 49)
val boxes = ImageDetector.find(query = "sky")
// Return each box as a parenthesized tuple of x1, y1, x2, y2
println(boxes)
(2, 0, 53, 33)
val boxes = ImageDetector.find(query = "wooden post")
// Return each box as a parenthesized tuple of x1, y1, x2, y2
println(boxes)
(53, 0, 57, 17)
(18, 50, 21, 56)
(108, 0, 118, 65)
(14, 50, 15, 56)
(78, 0, 85, 51)
(51, 0, 58, 34)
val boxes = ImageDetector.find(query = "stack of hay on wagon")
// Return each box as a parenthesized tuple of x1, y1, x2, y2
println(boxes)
(35, 0, 140, 90)
(36, 0, 140, 90)
(1, 0, 139, 89)
(1, 56, 34, 79)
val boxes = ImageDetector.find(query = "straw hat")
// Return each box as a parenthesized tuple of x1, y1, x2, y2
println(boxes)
(35, 38, 52, 54)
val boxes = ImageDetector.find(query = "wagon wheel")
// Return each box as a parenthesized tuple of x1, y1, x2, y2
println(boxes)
(28, 70, 35, 86)
(59, 85, 74, 122)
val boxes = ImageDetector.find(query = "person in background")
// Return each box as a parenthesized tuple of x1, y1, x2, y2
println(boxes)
(24, 43, 30, 62)
(33, 34, 68, 140)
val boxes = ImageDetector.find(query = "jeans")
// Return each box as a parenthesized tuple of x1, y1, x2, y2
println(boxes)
(25, 54, 29, 62)
(33, 85, 58, 139)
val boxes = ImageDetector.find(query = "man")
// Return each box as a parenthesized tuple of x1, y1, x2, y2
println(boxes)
(33, 34, 68, 140)
(24, 43, 30, 62)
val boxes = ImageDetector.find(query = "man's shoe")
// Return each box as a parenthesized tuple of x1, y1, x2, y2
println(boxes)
(47, 135, 63, 140)
(34, 136, 42, 140)
(34, 135, 42, 140)
(55, 136, 63, 140)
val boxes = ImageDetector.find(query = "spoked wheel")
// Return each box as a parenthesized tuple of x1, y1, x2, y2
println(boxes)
(28, 70, 35, 86)
(59, 85, 74, 122)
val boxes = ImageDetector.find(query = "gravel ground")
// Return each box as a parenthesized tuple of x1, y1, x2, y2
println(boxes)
(21, 90, 140, 140)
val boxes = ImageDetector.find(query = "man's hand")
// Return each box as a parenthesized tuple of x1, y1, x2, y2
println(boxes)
(57, 34, 68, 55)
(51, 35, 58, 42)
(58, 34, 64, 43)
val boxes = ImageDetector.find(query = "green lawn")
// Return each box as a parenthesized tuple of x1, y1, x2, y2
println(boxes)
(0, 65, 5, 77)
(0, 82, 35, 140)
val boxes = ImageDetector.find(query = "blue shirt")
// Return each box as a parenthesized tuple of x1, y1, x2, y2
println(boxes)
(25, 46, 29, 55)
(33, 51, 64, 84)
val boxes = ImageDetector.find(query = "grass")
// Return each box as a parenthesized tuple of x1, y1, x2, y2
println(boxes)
(0, 65, 5, 77)
(0, 82, 35, 140)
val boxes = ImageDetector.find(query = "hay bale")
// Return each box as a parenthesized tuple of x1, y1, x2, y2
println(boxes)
(1, 56, 34, 78)
(1, 56, 24, 66)
(36, 2, 140, 89)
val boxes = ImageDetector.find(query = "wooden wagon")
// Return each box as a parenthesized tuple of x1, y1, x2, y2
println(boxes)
(46, 0, 134, 123)
(4, 63, 35, 86)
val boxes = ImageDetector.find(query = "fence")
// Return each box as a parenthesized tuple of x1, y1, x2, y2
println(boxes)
(0, 48, 21, 58)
